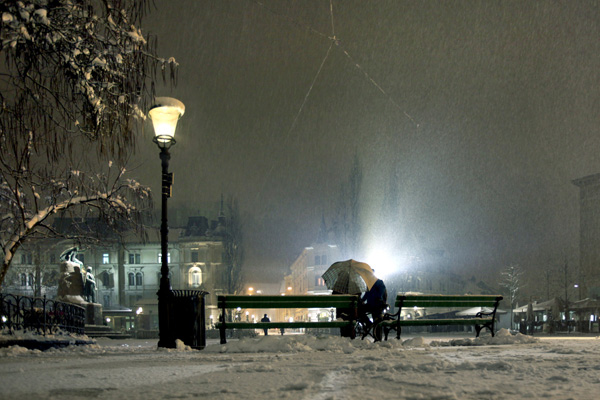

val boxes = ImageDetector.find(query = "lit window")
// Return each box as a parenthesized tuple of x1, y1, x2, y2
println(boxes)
(102, 253, 109, 264)
(189, 267, 202, 287)
(158, 252, 171, 263)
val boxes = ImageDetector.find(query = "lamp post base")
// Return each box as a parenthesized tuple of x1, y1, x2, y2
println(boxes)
(157, 288, 175, 348)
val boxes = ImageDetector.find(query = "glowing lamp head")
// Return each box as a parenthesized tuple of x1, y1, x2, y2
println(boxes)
(149, 97, 185, 148)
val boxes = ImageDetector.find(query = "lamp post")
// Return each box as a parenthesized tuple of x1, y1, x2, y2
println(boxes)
(148, 97, 185, 348)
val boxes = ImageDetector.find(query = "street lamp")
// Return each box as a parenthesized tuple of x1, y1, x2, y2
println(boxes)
(149, 97, 185, 348)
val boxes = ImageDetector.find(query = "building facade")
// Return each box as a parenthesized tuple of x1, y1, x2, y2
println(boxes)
(572, 173, 600, 299)
(284, 219, 343, 323)
(3, 213, 233, 334)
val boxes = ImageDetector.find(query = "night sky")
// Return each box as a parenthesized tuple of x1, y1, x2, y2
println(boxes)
(131, 1, 600, 284)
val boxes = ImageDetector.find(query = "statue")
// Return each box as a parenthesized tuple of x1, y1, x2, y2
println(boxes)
(56, 247, 86, 304)
(83, 267, 96, 303)
(60, 246, 83, 267)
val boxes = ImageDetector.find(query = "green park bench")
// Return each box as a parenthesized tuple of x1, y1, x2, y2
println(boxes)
(216, 294, 359, 344)
(379, 294, 504, 341)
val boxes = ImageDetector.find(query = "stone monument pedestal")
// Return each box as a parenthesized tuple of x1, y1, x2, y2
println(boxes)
(85, 303, 104, 326)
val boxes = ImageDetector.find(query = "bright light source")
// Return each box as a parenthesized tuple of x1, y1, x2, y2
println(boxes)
(136, 307, 143, 315)
(364, 246, 399, 279)
(256, 290, 262, 294)
(106, 317, 111, 323)
(236, 307, 241, 312)
(148, 97, 185, 145)
(1, 316, 7, 323)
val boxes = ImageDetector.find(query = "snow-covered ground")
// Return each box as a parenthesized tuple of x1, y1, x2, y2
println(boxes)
(1, 329, 599, 399)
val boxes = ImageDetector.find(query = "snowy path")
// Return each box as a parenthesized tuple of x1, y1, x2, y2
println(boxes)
(1, 331, 599, 399)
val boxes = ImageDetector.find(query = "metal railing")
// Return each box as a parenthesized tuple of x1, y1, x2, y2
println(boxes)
(0, 293, 85, 336)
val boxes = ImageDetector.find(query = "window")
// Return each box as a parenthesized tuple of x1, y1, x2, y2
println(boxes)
(20, 253, 32, 265)
(158, 252, 171, 263)
(189, 267, 202, 287)
(102, 253, 110, 264)
(321, 255, 327, 265)
(128, 253, 141, 264)
(20, 273, 27, 287)
(135, 272, 143, 286)
(128, 272, 135, 286)
(315, 255, 320, 265)
(191, 251, 199, 263)
(102, 272, 110, 287)
(28, 273, 34, 287)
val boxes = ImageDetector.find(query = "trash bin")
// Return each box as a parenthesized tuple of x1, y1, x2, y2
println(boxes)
(170, 290, 208, 350)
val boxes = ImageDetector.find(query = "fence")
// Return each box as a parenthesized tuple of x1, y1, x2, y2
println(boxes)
(0, 293, 86, 336)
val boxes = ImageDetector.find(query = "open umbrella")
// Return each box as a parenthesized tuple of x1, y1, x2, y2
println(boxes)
(322, 259, 378, 294)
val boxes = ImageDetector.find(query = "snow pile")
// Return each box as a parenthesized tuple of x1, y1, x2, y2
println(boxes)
(430, 329, 539, 347)
(0, 328, 93, 344)
(204, 334, 370, 354)
(0, 345, 38, 357)
(205, 329, 538, 354)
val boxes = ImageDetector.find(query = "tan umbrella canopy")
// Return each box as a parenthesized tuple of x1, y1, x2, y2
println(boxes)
(322, 259, 378, 295)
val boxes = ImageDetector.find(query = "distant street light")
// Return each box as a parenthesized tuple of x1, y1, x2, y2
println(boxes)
(149, 97, 185, 349)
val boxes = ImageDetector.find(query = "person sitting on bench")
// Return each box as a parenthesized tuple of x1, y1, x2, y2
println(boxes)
(359, 277, 388, 341)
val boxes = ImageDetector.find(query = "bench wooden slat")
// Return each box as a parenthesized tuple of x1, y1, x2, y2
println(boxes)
(218, 295, 357, 309)
(394, 294, 502, 309)
(395, 300, 500, 308)
(216, 321, 352, 329)
(380, 318, 492, 327)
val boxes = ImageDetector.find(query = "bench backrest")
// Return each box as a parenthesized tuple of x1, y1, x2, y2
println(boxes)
(218, 294, 358, 309)
(395, 294, 503, 309)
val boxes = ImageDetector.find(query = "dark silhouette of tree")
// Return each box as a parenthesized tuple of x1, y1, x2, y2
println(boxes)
(332, 153, 363, 259)
(500, 264, 524, 330)
(223, 196, 244, 295)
